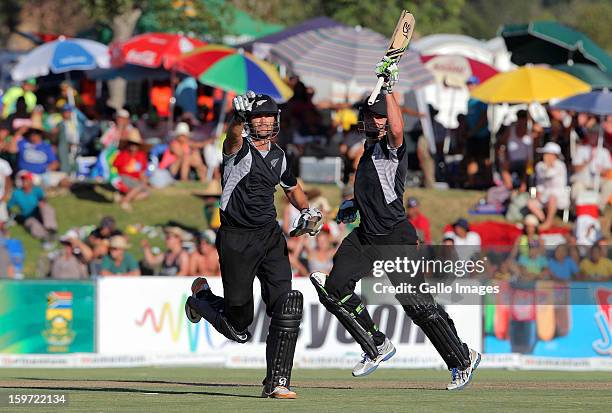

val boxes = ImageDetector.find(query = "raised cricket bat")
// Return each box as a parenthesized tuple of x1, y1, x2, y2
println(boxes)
(368, 10, 415, 105)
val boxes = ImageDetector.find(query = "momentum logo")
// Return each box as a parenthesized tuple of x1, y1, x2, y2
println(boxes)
(135, 293, 229, 352)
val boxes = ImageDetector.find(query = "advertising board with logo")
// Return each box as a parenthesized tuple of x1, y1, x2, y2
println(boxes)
(0, 280, 95, 354)
(97, 277, 481, 368)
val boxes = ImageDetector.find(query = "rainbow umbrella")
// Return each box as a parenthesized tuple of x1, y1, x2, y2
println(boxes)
(176, 45, 292, 102)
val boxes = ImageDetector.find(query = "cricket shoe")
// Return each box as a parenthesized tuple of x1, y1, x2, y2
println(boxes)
(446, 348, 481, 391)
(261, 386, 297, 399)
(184, 277, 210, 323)
(352, 337, 396, 377)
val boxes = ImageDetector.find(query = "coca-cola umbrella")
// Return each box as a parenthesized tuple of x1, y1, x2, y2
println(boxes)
(110, 32, 206, 70)
(421, 54, 498, 86)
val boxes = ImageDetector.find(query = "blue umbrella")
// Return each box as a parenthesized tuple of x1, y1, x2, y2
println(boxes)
(552, 89, 612, 116)
(11, 37, 110, 81)
(553, 89, 611, 192)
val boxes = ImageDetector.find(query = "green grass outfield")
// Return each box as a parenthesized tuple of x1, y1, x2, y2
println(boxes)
(0, 367, 611, 412)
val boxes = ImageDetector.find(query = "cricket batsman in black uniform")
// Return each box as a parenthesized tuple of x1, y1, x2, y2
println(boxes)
(310, 57, 481, 390)
(185, 92, 322, 399)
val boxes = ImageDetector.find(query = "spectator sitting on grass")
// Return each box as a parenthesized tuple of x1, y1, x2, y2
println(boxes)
(161, 122, 207, 182)
(189, 230, 220, 276)
(548, 244, 579, 281)
(88, 216, 123, 259)
(112, 129, 150, 212)
(101, 109, 133, 148)
(511, 214, 541, 260)
(50, 230, 92, 280)
(8, 171, 57, 247)
(142, 226, 190, 276)
(100, 235, 140, 276)
(578, 244, 612, 281)
(9, 121, 66, 188)
(406, 197, 431, 244)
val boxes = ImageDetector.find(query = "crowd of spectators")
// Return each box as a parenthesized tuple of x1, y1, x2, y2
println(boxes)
(0, 74, 609, 281)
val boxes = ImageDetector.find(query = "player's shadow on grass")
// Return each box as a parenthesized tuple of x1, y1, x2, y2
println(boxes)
(2, 385, 261, 399)
(18, 377, 259, 388)
(12, 377, 442, 391)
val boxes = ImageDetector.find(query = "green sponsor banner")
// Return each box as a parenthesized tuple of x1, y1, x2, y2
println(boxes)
(0, 280, 95, 354)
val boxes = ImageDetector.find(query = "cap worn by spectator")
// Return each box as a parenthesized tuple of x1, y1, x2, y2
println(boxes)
(467, 75, 480, 85)
(173, 122, 192, 138)
(100, 216, 116, 229)
(407, 197, 419, 208)
(453, 218, 470, 231)
(199, 229, 216, 244)
(62, 104, 74, 113)
(116, 109, 130, 119)
(60, 229, 80, 244)
(164, 226, 188, 241)
(125, 128, 144, 145)
(15, 170, 34, 188)
(536, 142, 563, 158)
(109, 236, 131, 250)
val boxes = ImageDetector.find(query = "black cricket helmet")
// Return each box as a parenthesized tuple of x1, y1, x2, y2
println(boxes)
(246, 93, 280, 140)
(358, 94, 388, 137)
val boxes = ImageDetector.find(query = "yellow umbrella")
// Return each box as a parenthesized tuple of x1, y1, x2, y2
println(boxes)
(470, 66, 591, 103)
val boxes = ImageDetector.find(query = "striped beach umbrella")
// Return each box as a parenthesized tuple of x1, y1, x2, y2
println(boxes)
(175, 45, 293, 102)
(269, 26, 434, 91)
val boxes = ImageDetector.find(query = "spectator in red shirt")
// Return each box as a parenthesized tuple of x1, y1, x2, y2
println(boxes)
(406, 197, 431, 244)
(113, 129, 150, 212)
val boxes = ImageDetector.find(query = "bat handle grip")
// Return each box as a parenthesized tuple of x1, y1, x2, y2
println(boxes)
(368, 77, 385, 105)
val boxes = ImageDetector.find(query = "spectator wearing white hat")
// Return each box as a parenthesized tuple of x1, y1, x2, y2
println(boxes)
(527, 142, 569, 231)
(162, 122, 207, 182)
(100, 109, 133, 148)
(100, 235, 140, 276)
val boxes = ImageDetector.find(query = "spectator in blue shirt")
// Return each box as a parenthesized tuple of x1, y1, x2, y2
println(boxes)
(7, 171, 57, 244)
(8, 123, 67, 188)
(548, 244, 579, 280)
(16, 126, 58, 175)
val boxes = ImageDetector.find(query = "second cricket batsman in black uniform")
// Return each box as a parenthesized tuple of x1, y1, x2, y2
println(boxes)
(185, 92, 322, 399)
(310, 56, 481, 390)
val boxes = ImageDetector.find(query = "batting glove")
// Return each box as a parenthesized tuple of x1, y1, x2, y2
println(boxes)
(336, 199, 358, 224)
(232, 90, 256, 120)
(375, 56, 399, 94)
(290, 207, 323, 237)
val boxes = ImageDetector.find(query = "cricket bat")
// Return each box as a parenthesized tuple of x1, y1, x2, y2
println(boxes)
(368, 10, 415, 105)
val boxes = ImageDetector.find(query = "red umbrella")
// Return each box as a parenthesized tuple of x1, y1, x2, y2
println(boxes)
(421, 54, 498, 86)
(110, 32, 206, 69)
